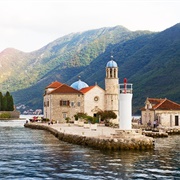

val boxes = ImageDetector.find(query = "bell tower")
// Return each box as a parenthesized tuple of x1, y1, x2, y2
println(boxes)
(105, 56, 119, 122)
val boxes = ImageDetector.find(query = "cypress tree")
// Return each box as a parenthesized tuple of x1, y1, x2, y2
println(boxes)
(5, 91, 14, 111)
(0, 92, 3, 111)
(0, 92, 14, 111)
(9, 95, 14, 111)
(2, 95, 7, 111)
(7, 95, 14, 111)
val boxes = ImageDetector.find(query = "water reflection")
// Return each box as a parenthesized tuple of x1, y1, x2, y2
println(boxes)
(0, 120, 179, 179)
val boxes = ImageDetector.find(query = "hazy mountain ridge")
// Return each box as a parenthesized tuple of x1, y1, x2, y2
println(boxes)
(0, 23, 179, 114)
(1, 25, 149, 90)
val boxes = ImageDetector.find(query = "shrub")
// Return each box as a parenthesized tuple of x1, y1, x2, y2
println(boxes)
(65, 117, 71, 123)
(41, 118, 49, 122)
(85, 116, 98, 124)
(0, 112, 11, 118)
(97, 110, 117, 121)
(74, 112, 87, 120)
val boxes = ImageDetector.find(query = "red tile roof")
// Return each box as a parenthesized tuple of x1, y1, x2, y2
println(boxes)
(80, 86, 96, 93)
(142, 98, 180, 111)
(49, 84, 83, 94)
(46, 81, 62, 89)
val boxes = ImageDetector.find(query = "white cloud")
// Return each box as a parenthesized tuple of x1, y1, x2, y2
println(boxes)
(0, 0, 179, 52)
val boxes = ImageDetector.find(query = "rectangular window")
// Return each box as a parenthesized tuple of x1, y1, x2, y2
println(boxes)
(60, 100, 70, 106)
(71, 102, 74, 107)
(175, 116, 179, 126)
(77, 102, 80, 106)
(62, 101, 67, 106)
(62, 112, 67, 119)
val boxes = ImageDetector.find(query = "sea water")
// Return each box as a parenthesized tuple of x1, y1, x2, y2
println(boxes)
(0, 118, 179, 179)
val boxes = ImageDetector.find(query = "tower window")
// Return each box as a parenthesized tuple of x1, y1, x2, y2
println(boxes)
(110, 69, 112, 78)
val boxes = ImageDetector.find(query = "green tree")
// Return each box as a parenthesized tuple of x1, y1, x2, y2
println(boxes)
(74, 112, 87, 120)
(1, 92, 14, 111)
(85, 115, 97, 124)
(0, 92, 3, 111)
(97, 110, 117, 125)
(2, 95, 7, 111)
(7, 94, 14, 111)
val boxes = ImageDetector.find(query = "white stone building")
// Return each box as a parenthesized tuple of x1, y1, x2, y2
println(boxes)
(141, 98, 180, 127)
(43, 56, 119, 123)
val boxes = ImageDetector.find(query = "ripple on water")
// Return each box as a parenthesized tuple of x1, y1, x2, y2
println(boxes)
(0, 121, 180, 179)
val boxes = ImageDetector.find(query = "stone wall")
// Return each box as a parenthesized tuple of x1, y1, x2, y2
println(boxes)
(141, 110, 155, 126)
(0, 111, 20, 118)
(44, 93, 84, 122)
(83, 85, 105, 117)
(142, 110, 180, 127)
(156, 111, 180, 127)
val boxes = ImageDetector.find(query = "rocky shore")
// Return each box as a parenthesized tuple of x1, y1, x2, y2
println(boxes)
(24, 122, 154, 151)
(164, 128, 180, 135)
(141, 128, 180, 137)
(142, 131, 168, 138)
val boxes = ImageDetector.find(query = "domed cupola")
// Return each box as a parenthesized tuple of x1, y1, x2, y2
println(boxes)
(70, 77, 89, 90)
(106, 56, 118, 68)
(106, 56, 118, 79)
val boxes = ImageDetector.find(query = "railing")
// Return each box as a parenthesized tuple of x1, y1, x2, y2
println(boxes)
(119, 83, 133, 94)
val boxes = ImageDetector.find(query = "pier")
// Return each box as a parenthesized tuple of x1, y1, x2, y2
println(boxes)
(24, 122, 154, 151)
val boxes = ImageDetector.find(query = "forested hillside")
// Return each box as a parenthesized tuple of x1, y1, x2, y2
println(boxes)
(0, 23, 179, 114)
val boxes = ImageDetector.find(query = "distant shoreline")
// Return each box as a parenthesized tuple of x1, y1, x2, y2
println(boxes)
(0, 118, 26, 120)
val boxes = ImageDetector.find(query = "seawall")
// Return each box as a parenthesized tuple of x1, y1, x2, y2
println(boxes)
(24, 123, 154, 151)
(0, 110, 20, 118)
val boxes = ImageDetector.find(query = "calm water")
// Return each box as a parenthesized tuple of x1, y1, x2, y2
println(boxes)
(0, 119, 179, 180)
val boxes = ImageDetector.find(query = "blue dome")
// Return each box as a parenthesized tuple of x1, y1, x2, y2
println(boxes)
(106, 56, 118, 68)
(106, 60, 118, 68)
(70, 79, 89, 90)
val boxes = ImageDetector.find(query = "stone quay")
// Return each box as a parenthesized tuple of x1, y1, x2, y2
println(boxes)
(24, 122, 154, 151)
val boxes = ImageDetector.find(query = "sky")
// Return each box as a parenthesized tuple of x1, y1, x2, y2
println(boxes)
(0, 0, 179, 52)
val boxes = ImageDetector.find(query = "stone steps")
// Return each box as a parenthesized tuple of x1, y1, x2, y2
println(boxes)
(111, 129, 143, 138)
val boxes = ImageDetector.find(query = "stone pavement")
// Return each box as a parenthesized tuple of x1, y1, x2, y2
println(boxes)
(46, 123, 117, 139)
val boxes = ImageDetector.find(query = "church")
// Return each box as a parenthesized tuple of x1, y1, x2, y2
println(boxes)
(43, 56, 119, 123)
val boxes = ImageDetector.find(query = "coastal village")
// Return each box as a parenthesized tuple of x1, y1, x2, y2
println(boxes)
(25, 55, 180, 151)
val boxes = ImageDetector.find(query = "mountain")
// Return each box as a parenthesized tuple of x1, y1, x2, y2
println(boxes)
(0, 23, 179, 114)
(0, 26, 149, 91)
